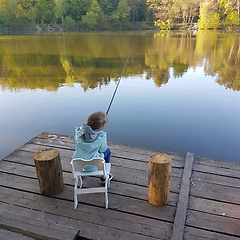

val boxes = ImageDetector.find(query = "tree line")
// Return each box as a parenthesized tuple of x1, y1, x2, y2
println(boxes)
(0, 0, 239, 31)
(150, 0, 239, 30)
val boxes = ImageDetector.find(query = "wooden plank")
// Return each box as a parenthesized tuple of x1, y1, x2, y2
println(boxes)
(110, 157, 183, 175)
(18, 143, 74, 159)
(0, 172, 176, 222)
(2, 145, 183, 185)
(190, 181, 240, 204)
(14, 141, 184, 174)
(0, 208, 77, 240)
(109, 183, 179, 207)
(0, 133, 240, 240)
(109, 144, 186, 166)
(0, 202, 160, 240)
(34, 132, 186, 165)
(0, 157, 182, 194)
(0, 228, 35, 240)
(0, 187, 173, 239)
(195, 156, 240, 171)
(192, 170, 240, 189)
(36, 131, 74, 142)
(185, 226, 240, 240)
(186, 210, 240, 236)
(189, 196, 240, 220)
(28, 131, 185, 167)
(2, 132, 240, 239)
(0, 159, 179, 205)
(29, 136, 74, 150)
(3, 149, 74, 172)
(3, 148, 183, 178)
(76, 163, 180, 192)
(0, 166, 179, 206)
(171, 152, 194, 240)
(31, 140, 184, 168)
(193, 162, 240, 179)
(36, 132, 186, 163)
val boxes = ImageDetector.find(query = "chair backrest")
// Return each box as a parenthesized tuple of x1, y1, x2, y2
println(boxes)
(71, 158, 106, 178)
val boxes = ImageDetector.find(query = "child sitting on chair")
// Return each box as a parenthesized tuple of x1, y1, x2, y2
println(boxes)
(72, 111, 112, 181)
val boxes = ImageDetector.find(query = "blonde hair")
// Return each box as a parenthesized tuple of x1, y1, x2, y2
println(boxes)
(87, 111, 108, 130)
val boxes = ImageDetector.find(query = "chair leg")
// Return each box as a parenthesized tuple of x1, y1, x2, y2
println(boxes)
(74, 178, 79, 209)
(106, 174, 111, 188)
(105, 175, 108, 188)
(105, 189, 108, 209)
(79, 176, 83, 188)
(105, 176, 109, 209)
(74, 189, 78, 209)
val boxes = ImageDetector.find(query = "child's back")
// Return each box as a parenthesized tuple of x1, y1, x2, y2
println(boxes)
(72, 111, 112, 181)
(72, 123, 107, 160)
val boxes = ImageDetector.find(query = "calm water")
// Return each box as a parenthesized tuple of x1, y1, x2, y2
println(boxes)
(0, 31, 239, 162)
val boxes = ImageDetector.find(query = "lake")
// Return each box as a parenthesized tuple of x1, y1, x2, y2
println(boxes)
(0, 31, 239, 162)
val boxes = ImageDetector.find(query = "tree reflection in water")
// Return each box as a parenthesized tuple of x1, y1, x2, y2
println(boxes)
(0, 31, 239, 92)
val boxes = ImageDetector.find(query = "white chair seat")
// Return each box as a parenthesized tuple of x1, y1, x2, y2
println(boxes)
(71, 158, 111, 209)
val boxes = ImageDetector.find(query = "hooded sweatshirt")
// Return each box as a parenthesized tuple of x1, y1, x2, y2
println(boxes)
(72, 124, 107, 160)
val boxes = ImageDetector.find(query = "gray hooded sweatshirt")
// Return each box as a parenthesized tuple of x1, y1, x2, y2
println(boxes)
(72, 124, 107, 160)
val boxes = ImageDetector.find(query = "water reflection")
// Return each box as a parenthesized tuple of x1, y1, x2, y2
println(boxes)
(0, 31, 239, 92)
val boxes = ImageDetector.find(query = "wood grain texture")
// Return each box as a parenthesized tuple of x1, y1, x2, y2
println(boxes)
(33, 149, 64, 195)
(186, 210, 240, 236)
(171, 152, 194, 240)
(148, 153, 172, 206)
(1, 132, 240, 240)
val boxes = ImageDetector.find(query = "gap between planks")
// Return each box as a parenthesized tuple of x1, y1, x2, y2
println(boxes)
(171, 152, 194, 240)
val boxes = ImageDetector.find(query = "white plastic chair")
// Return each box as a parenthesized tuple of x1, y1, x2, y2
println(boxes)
(71, 158, 111, 209)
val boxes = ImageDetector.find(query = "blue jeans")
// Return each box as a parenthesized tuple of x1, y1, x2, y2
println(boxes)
(104, 148, 111, 163)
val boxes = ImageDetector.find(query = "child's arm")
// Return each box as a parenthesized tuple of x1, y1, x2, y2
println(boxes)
(99, 133, 107, 153)
(74, 127, 82, 144)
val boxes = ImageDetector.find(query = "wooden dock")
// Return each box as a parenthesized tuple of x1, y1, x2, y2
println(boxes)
(0, 132, 240, 240)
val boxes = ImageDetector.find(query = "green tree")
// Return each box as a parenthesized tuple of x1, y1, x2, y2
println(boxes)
(0, 1, 11, 26)
(15, 0, 36, 23)
(111, 0, 119, 12)
(138, 0, 149, 22)
(128, 0, 148, 29)
(64, 15, 76, 29)
(129, 0, 138, 28)
(155, 19, 170, 30)
(147, 0, 173, 22)
(82, 0, 103, 30)
(98, 0, 113, 15)
(114, 0, 131, 29)
(219, 0, 237, 16)
(35, 0, 55, 24)
(68, 0, 83, 21)
(198, 2, 220, 29)
(0, 0, 18, 23)
(82, 11, 98, 29)
(219, 0, 239, 26)
(225, 11, 239, 27)
(175, 0, 200, 25)
(55, 0, 68, 25)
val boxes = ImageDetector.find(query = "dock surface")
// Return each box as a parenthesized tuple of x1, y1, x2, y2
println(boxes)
(0, 132, 240, 240)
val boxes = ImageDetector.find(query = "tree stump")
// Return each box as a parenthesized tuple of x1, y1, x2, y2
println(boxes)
(33, 149, 64, 195)
(148, 153, 172, 206)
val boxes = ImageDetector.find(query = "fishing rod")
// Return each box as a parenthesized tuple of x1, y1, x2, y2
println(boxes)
(106, 44, 134, 115)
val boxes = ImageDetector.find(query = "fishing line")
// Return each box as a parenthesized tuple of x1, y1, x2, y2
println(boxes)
(106, 44, 134, 115)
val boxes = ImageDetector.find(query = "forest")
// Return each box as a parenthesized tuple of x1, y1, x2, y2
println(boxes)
(0, 0, 239, 31)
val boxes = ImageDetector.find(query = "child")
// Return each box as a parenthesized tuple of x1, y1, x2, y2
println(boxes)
(72, 111, 112, 181)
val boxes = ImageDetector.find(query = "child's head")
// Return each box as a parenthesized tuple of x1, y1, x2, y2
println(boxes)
(87, 111, 108, 130)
